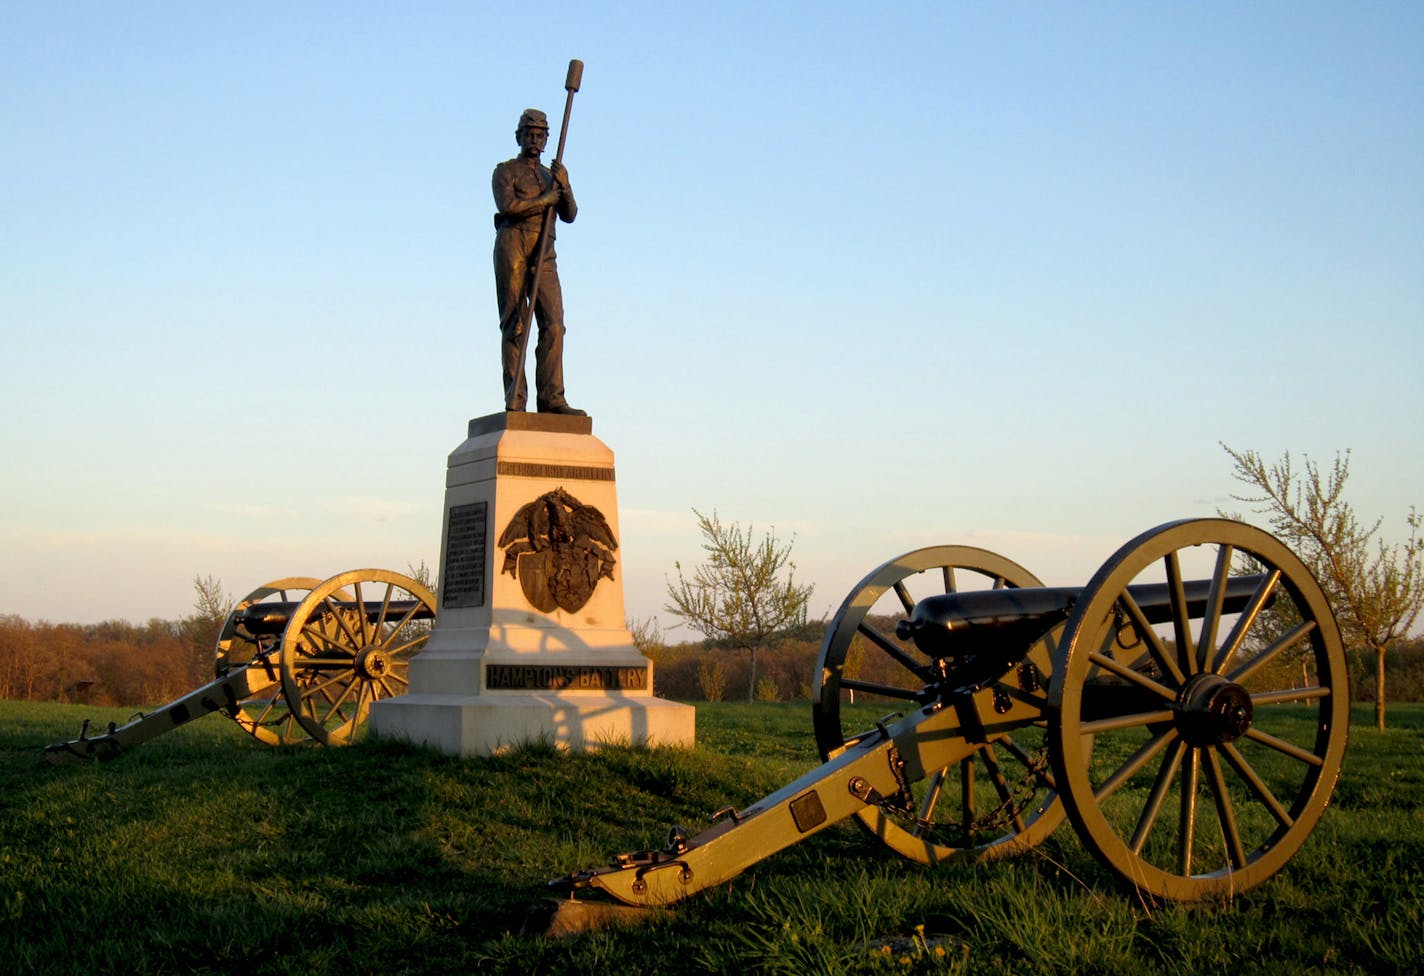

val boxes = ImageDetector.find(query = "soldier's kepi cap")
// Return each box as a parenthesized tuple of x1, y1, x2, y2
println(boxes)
(517, 108, 549, 130)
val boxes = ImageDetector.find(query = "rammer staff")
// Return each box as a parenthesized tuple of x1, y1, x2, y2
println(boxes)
(511, 59, 583, 389)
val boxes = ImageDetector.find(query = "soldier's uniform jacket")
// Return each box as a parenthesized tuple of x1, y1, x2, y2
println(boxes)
(492, 156, 577, 254)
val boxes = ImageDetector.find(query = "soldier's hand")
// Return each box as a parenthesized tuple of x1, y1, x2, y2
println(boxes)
(551, 160, 571, 189)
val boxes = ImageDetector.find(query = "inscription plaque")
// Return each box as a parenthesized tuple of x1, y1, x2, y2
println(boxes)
(442, 502, 488, 608)
(485, 664, 649, 691)
(496, 460, 614, 482)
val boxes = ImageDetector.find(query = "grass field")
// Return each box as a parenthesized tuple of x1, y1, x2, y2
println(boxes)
(2, 700, 1420, 975)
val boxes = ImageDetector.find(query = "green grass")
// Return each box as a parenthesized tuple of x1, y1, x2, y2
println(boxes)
(2, 700, 1421, 975)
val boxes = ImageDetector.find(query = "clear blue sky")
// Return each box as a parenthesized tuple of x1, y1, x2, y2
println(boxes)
(3, 2, 1421, 629)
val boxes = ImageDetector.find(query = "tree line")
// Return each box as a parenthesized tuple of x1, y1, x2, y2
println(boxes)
(0, 576, 227, 707)
(0, 615, 215, 707)
(5, 603, 1422, 709)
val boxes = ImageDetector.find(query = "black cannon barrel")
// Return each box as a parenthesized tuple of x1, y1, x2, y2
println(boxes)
(237, 600, 434, 636)
(898, 574, 1270, 665)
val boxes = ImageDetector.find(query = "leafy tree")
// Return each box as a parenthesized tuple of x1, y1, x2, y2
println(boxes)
(697, 658, 729, 702)
(1223, 445, 1424, 730)
(664, 509, 814, 703)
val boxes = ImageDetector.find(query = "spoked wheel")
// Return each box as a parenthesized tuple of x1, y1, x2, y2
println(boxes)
(1049, 519, 1349, 901)
(279, 569, 436, 746)
(215, 577, 344, 746)
(812, 546, 1066, 863)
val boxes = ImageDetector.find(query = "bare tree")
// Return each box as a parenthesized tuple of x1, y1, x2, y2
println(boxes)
(664, 509, 815, 704)
(627, 615, 664, 656)
(1223, 444, 1424, 730)
(406, 560, 437, 599)
(183, 574, 233, 686)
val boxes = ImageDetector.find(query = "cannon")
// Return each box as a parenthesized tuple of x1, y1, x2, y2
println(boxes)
(46, 569, 435, 760)
(551, 519, 1349, 904)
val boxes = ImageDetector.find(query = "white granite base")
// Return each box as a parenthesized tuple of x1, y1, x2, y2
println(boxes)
(369, 692, 695, 756)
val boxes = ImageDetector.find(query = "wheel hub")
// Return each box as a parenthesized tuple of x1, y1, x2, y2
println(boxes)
(354, 646, 392, 681)
(1175, 673, 1253, 746)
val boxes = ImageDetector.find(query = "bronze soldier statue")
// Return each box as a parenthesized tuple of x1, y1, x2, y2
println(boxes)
(493, 108, 584, 415)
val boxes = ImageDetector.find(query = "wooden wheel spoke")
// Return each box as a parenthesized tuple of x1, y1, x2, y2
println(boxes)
(1228, 620, 1317, 687)
(959, 758, 975, 838)
(1164, 551, 1196, 677)
(840, 678, 922, 702)
(998, 734, 1055, 791)
(314, 677, 355, 721)
(1119, 592, 1188, 688)
(343, 680, 368, 725)
(855, 622, 928, 679)
(375, 675, 403, 698)
(297, 656, 359, 668)
(390, 607, 425, 637)
(1087, 651, 1177, 701)
(299, 623, 355, 657)
(980, 745, 1012, 803)
(297, 624, 336, 653)
(980, 745, 1025, 831)
(1129, 738, 1186, 854)
(1094, 728, 1176, 802)
(1196, 546, 1234, 671)
(1219, 741, 1294, 828)
(1204, 748, 1247, 869)
(314, 675, 350, 704)
(1212, 569, 1281, 675)
(892, 581, 915, 614)
(1082, 708, 1176, 735)
(318, 678, 358, 726)
(250, 697, 280, 725)
(1243, 727, 1326, 768)
(322, 597, 363, 648)
(371, 583, 394, 634)
(381, 633, 429, 659)
(351, 582, 371, 646)
(376, 673, 406, 697)
(1178, 748, 1200, 876)
(385, 589, 427, 635)
(1251, 686, 1330, 706)
(301, 669, 354, 704)
(942, 566, 957, 593)
(914, 768, 948, 836)
(349, 680, 372, 728)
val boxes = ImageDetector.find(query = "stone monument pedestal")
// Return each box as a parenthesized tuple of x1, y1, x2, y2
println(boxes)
(369, 413, 694, 755)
